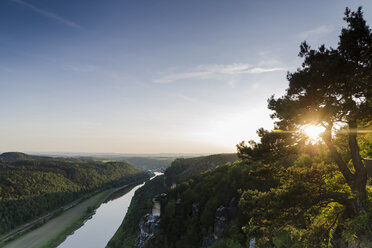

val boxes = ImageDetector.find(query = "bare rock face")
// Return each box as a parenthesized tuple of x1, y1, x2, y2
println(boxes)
(332, 238, 367, 248)
(192, 202, 200, 216)
(175, 198, 183, 219)
(202, 203, 233, 247)
(202, 235, 218, 248)
(249, 238, 256, 248)
(134, 193, 168, 248)
(134, 214, 162, 248)
(228, 197, 238, 219)
(152, 193, 168, 216)
(214, 206, 229, 237)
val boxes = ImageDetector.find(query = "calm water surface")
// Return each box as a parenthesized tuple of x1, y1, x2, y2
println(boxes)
(58, 173, 162, 248)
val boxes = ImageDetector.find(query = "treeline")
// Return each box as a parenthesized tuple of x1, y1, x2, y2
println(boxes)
(124, 157, 175, 171)
(68, 155, 176, 171)
(0, 152, 150, 235)
(164, 154, 238, 186)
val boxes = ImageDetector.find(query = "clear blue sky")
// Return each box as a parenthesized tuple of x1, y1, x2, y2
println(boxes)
(0, 0, 371, 153)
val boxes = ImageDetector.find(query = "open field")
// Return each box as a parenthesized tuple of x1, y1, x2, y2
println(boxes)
(2, 190, 111, 248)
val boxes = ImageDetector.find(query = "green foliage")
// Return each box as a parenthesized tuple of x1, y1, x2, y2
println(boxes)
(358, 121, 372, 159)
(68, 155, 176, 171)
(124, 157, 175, 170)
(0, 152, 48, 163)
(267, 8, 371, 218)
(236, 129, 371, 247)
(147, 114, 370, 247)
(164, 154, 238, 186)
(107, 154, 238, 248)
(237, 128, 299, 167)
(0, 153, 148, 235)
(209, 238, 243, 248)
(239, 162, 344, 247)
(149, 161, 277, 247)
(242, 6, 372, 246)
(293, 154, 312, 168)
(342, 188, 372, 244)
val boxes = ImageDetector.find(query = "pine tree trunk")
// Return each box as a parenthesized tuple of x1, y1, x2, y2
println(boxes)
(322, 122, 367, 216)
(347, 120, 368, 203)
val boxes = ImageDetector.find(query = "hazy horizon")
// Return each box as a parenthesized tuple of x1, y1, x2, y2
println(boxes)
(1, 0, 371, 153)
(0, 150, 212, 157)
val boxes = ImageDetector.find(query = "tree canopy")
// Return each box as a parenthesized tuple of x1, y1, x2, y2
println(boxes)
(268, 7, 371, 216)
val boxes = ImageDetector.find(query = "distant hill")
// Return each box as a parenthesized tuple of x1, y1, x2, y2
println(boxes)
(0, 152, 94, 163)
(124, 157, 175, 171)
(164, 153, 239, 186)
(45, 155, 178, 171)
(0, 152, 48, 162)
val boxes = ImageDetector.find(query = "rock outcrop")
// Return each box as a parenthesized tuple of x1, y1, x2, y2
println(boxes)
(152, 193, 168, 216)
(202, 235, 218, 248)
(201, 198, 241, 247)
(192, 202, 200, 216)
(134, 193, 168, 248)
(249, 238, 256, 248)
(175, 198, 183, 219)
(134, 214, 162, 248)
(214, 206, 229, 237)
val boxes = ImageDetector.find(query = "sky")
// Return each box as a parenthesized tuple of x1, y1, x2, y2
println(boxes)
(0, 0, 371, 154)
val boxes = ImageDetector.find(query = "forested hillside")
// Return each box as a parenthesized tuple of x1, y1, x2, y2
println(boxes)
(124, 157, 175, 171)
(147, 161, 275, 248)
(58, 155, 176, 171)
(146, 124, 371, 247)
(164, 154, 238, 186)
(0, 152, 150, 235)
(0, 152, 47, 162)
(106, 153, 238, 248)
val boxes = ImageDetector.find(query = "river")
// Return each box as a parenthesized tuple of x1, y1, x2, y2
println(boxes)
(57, 172, 162, 248)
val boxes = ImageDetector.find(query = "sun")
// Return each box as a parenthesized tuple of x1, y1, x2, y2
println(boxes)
(302, 125, 325, 142)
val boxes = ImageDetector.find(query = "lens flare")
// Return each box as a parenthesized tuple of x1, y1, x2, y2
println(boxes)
(302, 125, 325, 142)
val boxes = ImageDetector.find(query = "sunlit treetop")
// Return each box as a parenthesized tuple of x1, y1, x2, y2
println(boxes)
(269, 7, 371, 132)
(268, 7, 371, 216)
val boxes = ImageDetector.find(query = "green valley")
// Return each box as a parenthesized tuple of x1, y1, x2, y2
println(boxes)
(0, 152, 150, 237)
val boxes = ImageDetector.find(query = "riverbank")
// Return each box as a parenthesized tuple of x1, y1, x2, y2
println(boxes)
(2, 189, 113, 248)
(40, 189, 114, 248)
(106, 174, 165, 248)
(59, 172, 162, 248)
(0, 189, 103, 244)
(1, 177, 148, 248)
